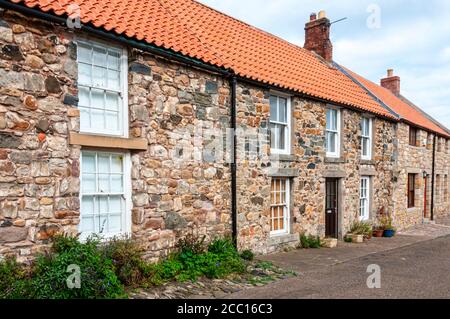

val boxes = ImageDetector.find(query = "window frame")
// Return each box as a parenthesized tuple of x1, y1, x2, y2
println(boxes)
(269, 94, 291, 155)
(325, 108, 341, 158)
(79, 150, 132, 240)
(361, 117, 372, 160)
(270, 178, 290, 236)
(359, 176, 370, 221)
(76, 38, 129, 138)
(407, 173, 416, 208)
(409, 126, 417, 147)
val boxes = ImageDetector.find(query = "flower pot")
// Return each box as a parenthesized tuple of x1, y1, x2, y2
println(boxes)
(347, 234, 364, 243)
(322, 238, 338, 248)
(373, 230, 384, 238)
(383, 229, 396, 238)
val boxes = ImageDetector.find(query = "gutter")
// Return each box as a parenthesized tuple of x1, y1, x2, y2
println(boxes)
(431, 134, 436, 221)
(0, 0, 231, 77)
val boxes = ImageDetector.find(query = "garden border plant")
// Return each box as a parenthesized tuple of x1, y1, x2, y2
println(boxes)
(0, 233, 253, 299)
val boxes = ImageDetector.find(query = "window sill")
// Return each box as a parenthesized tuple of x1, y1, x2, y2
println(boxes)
(70, 132, 147, 150)
(270, 154, 297, 162)
(268, 233, 298, 246)
(360, 159, 375, 165)
(325, 157, 345, 164)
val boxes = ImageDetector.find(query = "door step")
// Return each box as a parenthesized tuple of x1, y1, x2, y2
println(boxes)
(423, 218, 435, 224)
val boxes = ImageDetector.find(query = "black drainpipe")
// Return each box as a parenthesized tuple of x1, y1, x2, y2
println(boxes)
(229, 75, 238, 247)
(431, 134, 436, 221)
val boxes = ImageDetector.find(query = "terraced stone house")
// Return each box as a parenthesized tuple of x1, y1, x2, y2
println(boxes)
(0, 0, 449, 260)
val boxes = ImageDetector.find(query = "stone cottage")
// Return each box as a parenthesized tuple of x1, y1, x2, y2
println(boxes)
(0, 0, 449, 260)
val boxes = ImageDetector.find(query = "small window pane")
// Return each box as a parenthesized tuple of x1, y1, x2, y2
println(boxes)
(93, 47, 107, 67)
(109, 196, 122, 213)
(92, 66, 107, 87)
(78, 45, 91, 63)
(78, 63, 92, 86)
(106, 92, 120, 111)
(91, 89, 105, 109)
(98, 155, 110, 173)
(108, 214, 122, 233)
(79, 87, 90, 107)
(98, 174, 110, 193)
(111, 175, 123, 192)
(106, 111, 119, 132)
(111, 156, 123, 173)
(279, 97, 287, 123)
(82, 154, 96, 173)
(107, 70, 120, 90)
(108, 51, 120, 70)
(82, 196, 95, 215)
(270, 96, 278, 122)
(81, 216, 95, 233)
(82, 173, 96, 193)
(80, 107, 90, 129)
(91, 108, 105, 130)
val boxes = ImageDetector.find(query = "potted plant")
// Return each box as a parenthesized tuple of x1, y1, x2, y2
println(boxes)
(373, 226, 384, 238)
(347, 220, 373, 243)
(380, 215, 396, 238)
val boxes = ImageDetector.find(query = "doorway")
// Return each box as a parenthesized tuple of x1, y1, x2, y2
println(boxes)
(325, 178, 339, 238)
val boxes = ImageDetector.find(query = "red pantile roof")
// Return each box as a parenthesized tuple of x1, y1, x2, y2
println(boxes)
(9, 0, 396, 119)
(344, 68, 449, 137)
(8, 0, 449, 136)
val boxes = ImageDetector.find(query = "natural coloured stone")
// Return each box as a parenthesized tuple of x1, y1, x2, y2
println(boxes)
(25, 55, 44, 69)
(45, 76, 62, 94)
(23, 95, 38, 110)
(0, 44, 23, 61)
(12, 24, 25, 34)
(165, 212, 187, 230)
(0, 200, 18, 218)
(0, 26, 13, 43)
(129, 62, 151, 75)
(0, 226, 28, 243)
(10, 151, 31, 164)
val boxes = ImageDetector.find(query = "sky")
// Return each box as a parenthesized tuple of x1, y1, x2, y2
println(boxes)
(199, 0, 450, 129)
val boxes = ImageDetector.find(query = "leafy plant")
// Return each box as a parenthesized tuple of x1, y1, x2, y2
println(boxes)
(379, 215, 396, 231)
(101, 236, 148, 287)
(349, 220, 373, 237)
(240, 250, 255, 261)
(176, 234, 206, 255)
(299, 233, 322, 249)
(0, 256, 31, 299)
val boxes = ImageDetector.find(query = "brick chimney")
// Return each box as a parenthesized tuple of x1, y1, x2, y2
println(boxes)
(304, 10, 333, 62)
(380, 69, 401, 96)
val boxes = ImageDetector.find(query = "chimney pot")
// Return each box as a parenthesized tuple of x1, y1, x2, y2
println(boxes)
(310, 13, 317, 21)
(318, 10, 327, 19)
(387, 69, 394, 77)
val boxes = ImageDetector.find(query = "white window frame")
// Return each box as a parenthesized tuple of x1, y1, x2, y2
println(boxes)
(361, 117, 372, 160)
(270, 94, 291, 155)
(326, 108, 341, 158)
(79, 150, 132, 240)
(270, 178, 290, 236)
(76, 38, 129, 138)
(359, 177, 370, 221)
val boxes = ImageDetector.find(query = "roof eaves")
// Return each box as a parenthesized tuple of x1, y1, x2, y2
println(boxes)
(398, 94, 450, 137)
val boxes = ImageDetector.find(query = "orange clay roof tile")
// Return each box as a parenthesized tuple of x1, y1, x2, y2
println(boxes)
(9, 0, 449, 135)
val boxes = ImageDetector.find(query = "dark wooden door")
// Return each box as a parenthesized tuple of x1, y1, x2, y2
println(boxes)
(325, 178, 339, 238)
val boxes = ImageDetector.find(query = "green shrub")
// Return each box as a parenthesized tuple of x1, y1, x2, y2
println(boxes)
(176, 234, 206, 255)
(0, 256, 30, 299)
(240, 250, 255, 261)
(101, 237, 147, 287)
(208, 237, 237, 256)
(28, 235, 126, 299)
(299, 234, 321, 249)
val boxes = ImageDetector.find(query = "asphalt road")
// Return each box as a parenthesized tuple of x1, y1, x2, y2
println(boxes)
(228, 235, 450, 299)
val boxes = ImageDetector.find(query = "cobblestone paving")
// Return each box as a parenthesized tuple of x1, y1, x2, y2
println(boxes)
(129, 261, 296, 299)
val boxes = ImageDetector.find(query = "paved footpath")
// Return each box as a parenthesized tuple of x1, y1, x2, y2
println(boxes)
(226, 219, 450, 299)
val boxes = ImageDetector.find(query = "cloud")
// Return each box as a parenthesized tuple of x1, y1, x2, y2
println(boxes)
(199, 0, 450, 128)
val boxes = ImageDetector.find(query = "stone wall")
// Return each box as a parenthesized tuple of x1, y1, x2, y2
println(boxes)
(0, 10, 81, 260)
(393, 122, 450, 230)
(0, 9, 233, 261)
